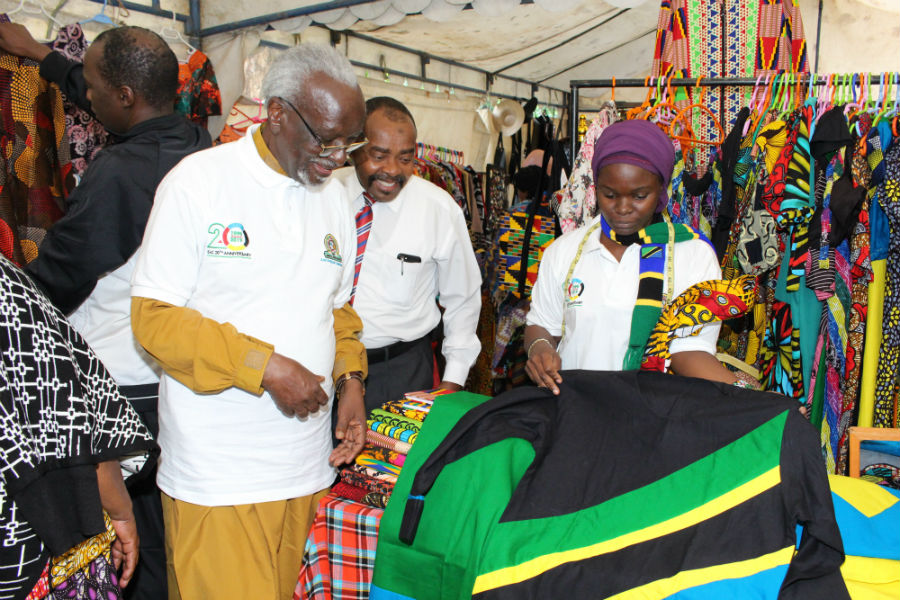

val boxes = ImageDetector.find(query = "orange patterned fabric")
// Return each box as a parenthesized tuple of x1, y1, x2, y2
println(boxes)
(0, 51, 74, 265)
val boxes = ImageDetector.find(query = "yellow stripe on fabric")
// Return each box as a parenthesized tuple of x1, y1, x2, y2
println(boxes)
(604, 546, 795, 600)
(841, 556, 900, 598)
(472, 466, 781, 594)
(639, 271, 663, 280)
(859, 258, 886, 428)
(635, 299, 664, 308)
(828, 474, 899, 517)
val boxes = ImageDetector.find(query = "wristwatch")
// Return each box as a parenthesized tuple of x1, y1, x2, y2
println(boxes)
(335, 371, 365, 400)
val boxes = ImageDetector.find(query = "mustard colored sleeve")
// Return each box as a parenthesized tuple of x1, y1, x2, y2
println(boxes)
(131, 297, 274, 395)
(332, 302, 368, 381)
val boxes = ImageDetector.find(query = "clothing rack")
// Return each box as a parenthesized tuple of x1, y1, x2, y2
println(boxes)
(568, 73, 890, 163)
(416, 142, 464, 167)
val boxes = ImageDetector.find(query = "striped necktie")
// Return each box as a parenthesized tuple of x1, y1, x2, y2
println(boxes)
(350, 193, 374, 305)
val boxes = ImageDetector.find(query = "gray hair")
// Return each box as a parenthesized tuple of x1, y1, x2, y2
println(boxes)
(261, 43, 359, 102)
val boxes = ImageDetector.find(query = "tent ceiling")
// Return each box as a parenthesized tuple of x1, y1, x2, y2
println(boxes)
(344, 1, 661, 91)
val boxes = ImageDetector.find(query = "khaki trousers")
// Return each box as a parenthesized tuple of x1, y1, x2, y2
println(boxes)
(161, 488, 329, 600)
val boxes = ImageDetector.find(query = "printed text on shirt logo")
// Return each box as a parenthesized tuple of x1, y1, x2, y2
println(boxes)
(207, 222, 251, 258)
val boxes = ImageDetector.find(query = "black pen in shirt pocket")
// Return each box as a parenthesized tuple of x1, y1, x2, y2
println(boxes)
(397, 253, 421, 275)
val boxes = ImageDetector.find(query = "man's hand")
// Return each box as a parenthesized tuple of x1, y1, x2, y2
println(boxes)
(110, 515, 139, 588)
(525, 343, 563, 395)
(0, 23, 51, 61)
(330, 379, 366, 466)
(437, 381, 462, 392)
(262, 352, 328, 418)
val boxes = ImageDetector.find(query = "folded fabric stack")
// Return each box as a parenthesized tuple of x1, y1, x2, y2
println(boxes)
(337, 388, 454, 508)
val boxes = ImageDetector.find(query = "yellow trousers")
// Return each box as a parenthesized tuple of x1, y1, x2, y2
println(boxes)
(161, 488, 329, 600)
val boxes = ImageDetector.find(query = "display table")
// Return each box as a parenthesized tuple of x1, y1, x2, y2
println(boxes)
(293, 492, 384, 600)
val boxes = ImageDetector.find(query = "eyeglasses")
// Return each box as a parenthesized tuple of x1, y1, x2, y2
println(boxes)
(277, 96, 368, 157)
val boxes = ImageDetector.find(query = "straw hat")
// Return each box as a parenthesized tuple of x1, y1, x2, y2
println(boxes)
(492, 99, 526, 136)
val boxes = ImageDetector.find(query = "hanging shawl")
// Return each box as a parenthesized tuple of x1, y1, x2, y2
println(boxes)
(642, 275, 758, 373)
(600, 219, 709, 370)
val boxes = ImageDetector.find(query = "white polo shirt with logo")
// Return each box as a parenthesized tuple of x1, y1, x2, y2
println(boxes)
(526, 213, 722, 371)
(132, 125, 356, 506)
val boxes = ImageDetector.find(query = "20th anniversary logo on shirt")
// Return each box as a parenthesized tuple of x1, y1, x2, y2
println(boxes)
(207, 222, 251, 258)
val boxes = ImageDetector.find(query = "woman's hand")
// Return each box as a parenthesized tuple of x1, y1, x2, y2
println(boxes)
(96, 460, 139, 587)
(525, 343, 563, 395)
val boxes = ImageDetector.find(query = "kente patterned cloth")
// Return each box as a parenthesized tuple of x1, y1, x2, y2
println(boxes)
(48, 24, 107, 179)
(552, 103, 617, 233)
(0, 50, 74, 264)
(294, 493, 383, 600)
(366, 418, 417, 445)
(641, 275, 757, 373)
(873, 142, 900, 428)
(597, 216, 710, 370)
(174, 50, 222, 129)
(366, 430, 412, 455)
(653, 0, 807, 148)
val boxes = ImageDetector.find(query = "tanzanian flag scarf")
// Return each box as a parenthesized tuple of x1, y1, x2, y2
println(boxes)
(563, 215, 710, 370)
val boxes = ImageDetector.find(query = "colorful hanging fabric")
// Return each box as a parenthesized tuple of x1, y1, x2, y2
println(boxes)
(755, 0, 808, 74)
(653, 0, 806, 138)
(873, 142, 900, 428)
(759, 299, 804, 401)
(0, 50, 74, 265)
(553, 103, 616, 233)
(48, 24, 108, 179)
(642, 275, 757, 373)
(777, 105, 815, 292)
(174, 50, 222, 129)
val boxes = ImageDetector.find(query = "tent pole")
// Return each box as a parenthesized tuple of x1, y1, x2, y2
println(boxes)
(814, 0, 823, 73)
(199, 0, 388, 37)
(341, 28, 566, 100)
(81, 0, 190, 22)
(256, 40, 568, 109)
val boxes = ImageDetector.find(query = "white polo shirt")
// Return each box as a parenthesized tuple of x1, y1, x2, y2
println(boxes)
(333, 168, 481, 385)
(526, 214, 722, 371)
(131, 125, 356, 506)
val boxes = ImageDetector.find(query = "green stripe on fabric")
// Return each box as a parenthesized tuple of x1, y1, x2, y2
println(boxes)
(476, 410, 789, 578)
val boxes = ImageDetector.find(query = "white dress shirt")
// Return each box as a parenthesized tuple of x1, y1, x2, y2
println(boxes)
(335, 167, 482, 386)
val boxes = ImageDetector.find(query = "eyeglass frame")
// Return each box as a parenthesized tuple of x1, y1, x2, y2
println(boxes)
(276, 96, 368, 157)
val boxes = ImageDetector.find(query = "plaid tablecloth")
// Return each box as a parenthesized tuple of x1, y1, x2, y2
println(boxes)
(294, 492, 383, 600)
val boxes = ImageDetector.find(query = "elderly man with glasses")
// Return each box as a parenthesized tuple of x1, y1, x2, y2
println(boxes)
(130, 44, 368, 600)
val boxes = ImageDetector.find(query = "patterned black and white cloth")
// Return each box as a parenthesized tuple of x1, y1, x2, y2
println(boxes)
(0, 256, 156, 599)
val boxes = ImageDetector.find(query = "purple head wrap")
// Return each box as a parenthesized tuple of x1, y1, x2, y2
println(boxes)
(590, 120, 675, 212)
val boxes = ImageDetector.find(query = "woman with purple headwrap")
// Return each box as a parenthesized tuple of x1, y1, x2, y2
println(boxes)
(523, 120, 740, 393)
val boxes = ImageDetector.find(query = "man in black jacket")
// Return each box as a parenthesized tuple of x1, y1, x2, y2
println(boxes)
(0, 22, 211, 599)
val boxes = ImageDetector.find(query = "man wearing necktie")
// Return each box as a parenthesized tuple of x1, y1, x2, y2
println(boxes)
(335, 97, 482, 412)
